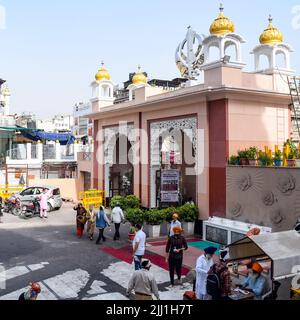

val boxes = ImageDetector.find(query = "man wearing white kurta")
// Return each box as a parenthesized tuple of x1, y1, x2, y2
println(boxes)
(195, 246, 218, 300)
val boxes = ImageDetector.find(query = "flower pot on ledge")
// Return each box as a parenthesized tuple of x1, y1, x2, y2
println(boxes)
(287, 159, 296, 167)
(239, 158, 249, 166)
(248, 159, 258, 166)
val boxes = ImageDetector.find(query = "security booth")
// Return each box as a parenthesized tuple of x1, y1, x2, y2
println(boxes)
(226, 230, 300, 300)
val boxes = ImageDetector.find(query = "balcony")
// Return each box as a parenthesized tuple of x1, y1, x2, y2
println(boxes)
(6, 142, 80, 166)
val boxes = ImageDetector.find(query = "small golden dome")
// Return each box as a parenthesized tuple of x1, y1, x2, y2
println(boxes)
(132, 66, 147, 85)
(210, 4, 235, 36)
(259, 16, 283, 45)
(95, 62, 110, 81)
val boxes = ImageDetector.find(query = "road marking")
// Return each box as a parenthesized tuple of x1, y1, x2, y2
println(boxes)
(83, 292, 128, 300)
(43, 269, 90, 299)
(101, 261, 171, 289)
(87, 280, 107, 295)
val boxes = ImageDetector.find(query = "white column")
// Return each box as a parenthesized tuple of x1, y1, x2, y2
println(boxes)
(37, 141, 43, 163)
(26, 143, 32, 161)
(74, 142, 79, 161)
(55, 141, 61, 161)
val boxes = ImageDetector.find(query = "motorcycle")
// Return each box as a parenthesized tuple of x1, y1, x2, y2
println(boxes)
(4, 197, 22, 216)
(19, 199, 40, 219)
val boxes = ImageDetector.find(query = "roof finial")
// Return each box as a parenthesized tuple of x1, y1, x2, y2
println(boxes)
(220, 3, 224, 13)
(101, 60, 105, 68)
(268, 14, 273, 23)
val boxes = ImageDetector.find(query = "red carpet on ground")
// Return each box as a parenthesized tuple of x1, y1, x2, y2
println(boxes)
(101, 245, 191, 276)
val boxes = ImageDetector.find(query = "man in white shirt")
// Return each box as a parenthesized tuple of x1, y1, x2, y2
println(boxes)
(132, 224, 146, 270)
(127, 259, 160, 300)
(111, 202, 125, 241)
(196, 246, 218, 300)
(169, 213, 182, 237)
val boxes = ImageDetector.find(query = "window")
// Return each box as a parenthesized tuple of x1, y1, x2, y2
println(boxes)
(53, 188, 60, 196)
(21, 188, 35, 196)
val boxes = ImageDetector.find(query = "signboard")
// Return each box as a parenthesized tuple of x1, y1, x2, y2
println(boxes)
(161, 170, 180, 203)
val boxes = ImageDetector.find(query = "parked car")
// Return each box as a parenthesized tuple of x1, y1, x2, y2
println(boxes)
(11, 186, 63, 212)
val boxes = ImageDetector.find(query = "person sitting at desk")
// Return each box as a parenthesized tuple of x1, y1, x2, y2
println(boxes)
(241, 262, 270, 300)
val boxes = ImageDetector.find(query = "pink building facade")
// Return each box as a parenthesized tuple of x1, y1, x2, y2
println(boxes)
(87, 8, 294, 221)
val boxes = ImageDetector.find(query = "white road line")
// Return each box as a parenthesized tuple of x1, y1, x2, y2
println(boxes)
(83, 292, 128, 300)
(101, 261, 171, 289)
(87, 280, 107, 295)
(43, 269, 90, 299)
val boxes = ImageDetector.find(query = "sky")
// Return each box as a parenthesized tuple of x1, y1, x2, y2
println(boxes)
(1, 0, 300, 118)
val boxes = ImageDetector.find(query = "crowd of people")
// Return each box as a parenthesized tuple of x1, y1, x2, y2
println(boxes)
(71, 203, 271, 301)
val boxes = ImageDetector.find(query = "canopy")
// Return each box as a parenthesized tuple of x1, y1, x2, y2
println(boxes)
(226, 231, 300, 280)
(20, 128, 75, 145)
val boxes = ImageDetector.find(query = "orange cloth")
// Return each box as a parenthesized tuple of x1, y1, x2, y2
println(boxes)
(173, 226, 183, 234)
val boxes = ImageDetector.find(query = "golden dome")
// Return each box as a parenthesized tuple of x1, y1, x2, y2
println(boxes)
(132, 66, 147, 85)
(259, 16, 283, 45)
(210, 4, 235, 36)
(95, 62, 110, 81)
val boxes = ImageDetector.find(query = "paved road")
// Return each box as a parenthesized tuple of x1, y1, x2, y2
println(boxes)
(0, 204, 192, 300)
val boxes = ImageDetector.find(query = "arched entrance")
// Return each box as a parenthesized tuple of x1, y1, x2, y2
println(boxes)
(150, 118, 197, 208)
(104, 125, 135, 198)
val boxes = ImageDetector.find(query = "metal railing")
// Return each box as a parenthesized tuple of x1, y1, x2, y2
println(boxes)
(7, 145, 27, 160)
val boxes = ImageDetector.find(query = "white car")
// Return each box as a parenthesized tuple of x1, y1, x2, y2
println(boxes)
(13, 185, 63, 212)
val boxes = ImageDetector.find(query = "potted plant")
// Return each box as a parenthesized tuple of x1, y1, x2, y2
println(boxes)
(258, 152, 273, 167)
(128, 226, 136, 241)
(287, 150, 296, 167)
(274, 150, 282, 167)
(229, 155, 239, 166)
(247, 147, 258, 166)
(238, 150, 249, 166)
(123, 195, 140, 210)
(125, 208, 145, 226)
(110, 195, 124, 209)
(144, 209, 166, 238)
(178, 203, 199, 236)
(295, 149, 300, 167)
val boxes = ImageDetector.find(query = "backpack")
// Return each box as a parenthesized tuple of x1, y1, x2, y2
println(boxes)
(206, 267, 227, 297)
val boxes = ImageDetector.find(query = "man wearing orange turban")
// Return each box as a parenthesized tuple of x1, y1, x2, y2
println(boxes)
(241, 262, 270, 300)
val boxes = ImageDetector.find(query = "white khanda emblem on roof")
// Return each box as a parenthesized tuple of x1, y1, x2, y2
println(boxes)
(175, 26, 205, 80)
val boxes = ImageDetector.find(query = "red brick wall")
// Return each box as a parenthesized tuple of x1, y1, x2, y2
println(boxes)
(208, 99, 229, 217)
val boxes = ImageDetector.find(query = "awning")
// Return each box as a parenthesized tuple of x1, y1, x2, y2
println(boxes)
(226, 231, 300, 279)
(19, 128, 75, 145)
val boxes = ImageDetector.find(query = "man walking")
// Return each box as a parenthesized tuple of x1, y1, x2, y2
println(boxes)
(127, 259, 160, 300)
(111, 202, 124, 241)
(132, 224, 146, 270)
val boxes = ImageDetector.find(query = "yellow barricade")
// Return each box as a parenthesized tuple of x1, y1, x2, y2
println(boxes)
(79, 190, 106, 209)
(0, 186, 24, 200)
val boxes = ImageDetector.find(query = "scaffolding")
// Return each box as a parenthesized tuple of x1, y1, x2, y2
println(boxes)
(287, 76, 300, 142)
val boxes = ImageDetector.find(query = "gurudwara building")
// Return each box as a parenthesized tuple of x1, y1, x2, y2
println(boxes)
(87, 6, 297, 228)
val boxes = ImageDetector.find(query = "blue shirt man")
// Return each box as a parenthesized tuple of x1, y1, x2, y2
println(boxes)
(242, 263, 270, 300)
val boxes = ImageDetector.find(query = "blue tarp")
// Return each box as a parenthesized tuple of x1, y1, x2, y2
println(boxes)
(19, 127, 75, 145)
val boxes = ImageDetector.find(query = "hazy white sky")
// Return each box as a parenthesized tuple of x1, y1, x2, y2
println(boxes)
(1, 0, 300, 118)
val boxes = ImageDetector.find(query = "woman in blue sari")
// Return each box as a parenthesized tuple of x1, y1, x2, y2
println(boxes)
(96, 206, 110, 244)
